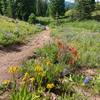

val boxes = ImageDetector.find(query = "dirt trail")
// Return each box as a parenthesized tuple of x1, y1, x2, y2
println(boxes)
(0, 29, 51, 83)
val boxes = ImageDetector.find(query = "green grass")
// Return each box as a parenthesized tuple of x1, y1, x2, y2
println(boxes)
(1, 16, 100, 99)
(9, 43, 86, 100)
(63, 20, 100, 32)
(37, 17, 100, 32)
(7, 42, 99, 100)
(49, 19, 100, 68)
(0, 16, 41, 47)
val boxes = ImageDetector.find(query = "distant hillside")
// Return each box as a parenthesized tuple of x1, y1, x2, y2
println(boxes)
(65, 1, 75, 9)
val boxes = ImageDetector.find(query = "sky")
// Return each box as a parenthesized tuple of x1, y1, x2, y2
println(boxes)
(65, 0, 100, 3)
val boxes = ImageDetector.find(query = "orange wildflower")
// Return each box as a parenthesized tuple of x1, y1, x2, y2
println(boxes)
(68, 59, 75, 65)
(70, 47, 78, 57)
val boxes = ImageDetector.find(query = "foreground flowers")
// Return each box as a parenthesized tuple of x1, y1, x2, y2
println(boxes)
(2, 80, 10, 85)
(35, 64, 43, 72)
(46, 59, 52, 66)
(8, 65, 19, 74)
(70, 47, 77, 56)
(22, 72, 30, 81)
(47, 83, 55, 89)
(30, 77, 35, 82)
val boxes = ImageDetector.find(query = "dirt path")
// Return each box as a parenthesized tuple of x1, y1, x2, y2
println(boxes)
(0, 29, 51, 83)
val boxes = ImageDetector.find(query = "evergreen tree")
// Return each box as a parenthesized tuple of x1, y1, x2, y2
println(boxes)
(41, 0, 48, 16)
(14, 0, 35, 20)
(36, 0, 42, 16)
(0, 0, 48, 19)
(36, 0, 48, 16)
(49, 0, 65, 18)
(76, 0, 95, 19)
(0, 0, 3, 14)
(1, 0, 8, 15)
(7, 0, 14, 17)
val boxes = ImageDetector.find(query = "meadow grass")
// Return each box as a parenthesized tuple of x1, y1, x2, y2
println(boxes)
(36, 17, 100, 67)
(51, 24, 100, 68)
(0, 16, 41, 46)
(0, 16, 100, 99)
(37, 17, 100, 32)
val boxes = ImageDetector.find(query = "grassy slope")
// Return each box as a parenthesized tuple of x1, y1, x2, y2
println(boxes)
(37, 17, 100, 67)
(51, 20, 100, 96)
(51, 21, 100, 67)
(34, 17, 100, 98)
(0, 16, 41, 46)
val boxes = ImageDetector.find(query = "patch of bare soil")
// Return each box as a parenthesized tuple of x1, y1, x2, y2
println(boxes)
(77, 67, 100, 76)
(0, 29, 51, 83)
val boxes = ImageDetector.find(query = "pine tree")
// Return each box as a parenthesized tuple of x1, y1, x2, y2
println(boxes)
(41, 0, 48, 16)
(36, 0, 42, 16)
(76, 0, 95, 19)
(49, 0, 65, 18)
(0, 0, 3, 14)
(36, 0, 48, 16)
(0, 0, 48, 19)
(7, 0, 14, 17)
(1, 0, 8, 15)
(14, 0, 35, 20)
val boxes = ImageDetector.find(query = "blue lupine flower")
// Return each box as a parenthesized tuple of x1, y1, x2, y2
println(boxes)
(83, 76, 91, 84)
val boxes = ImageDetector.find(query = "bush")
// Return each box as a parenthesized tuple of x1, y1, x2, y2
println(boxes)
(91, 10, 100, 21)
(65, 9, 79, 20)
(28, 13, 36, 24)
(0, 16, 41, 47)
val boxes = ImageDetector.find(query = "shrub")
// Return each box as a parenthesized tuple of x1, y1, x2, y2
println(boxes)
(91, 10, 100, 21)
(28, 13, 36, 24)
(65, 9, 79, 20)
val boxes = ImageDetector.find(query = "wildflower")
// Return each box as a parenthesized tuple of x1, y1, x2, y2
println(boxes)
(37, 72, 44, 77)
(68, 59, 75, 65)
(83, 76, 91, 85)
(8, 65, 19, 74)
(56, 40, 64, 49)
(46, 59, 51, 66)
(20, 81, 25, 85)
(70, 47, 78, 57)
(22, 72, 30, 81)
(47, 83, 55, 89)
(24, 72, 30, 77)
(34, 64, 43, 72)
(2, 80, 10, 85)
(69, 75, 73, 81)
(30, 77, 35, 82)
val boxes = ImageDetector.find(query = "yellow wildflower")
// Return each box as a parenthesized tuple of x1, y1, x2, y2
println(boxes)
(47, 83, 55, 89)
(30, 77, 35, 82)
(8, 65, 19, 74)
(37, 72, 44, 77)
(46, 59, 51, 66)
(2, 80, 10, 85)
(20, 81, 25, 85)
(22, 72, 30, 81)
(24, 72, 30, 77)
(34, 65, 43, 72)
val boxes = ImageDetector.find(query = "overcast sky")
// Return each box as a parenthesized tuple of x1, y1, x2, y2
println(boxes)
(65, 0, 100, 3)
